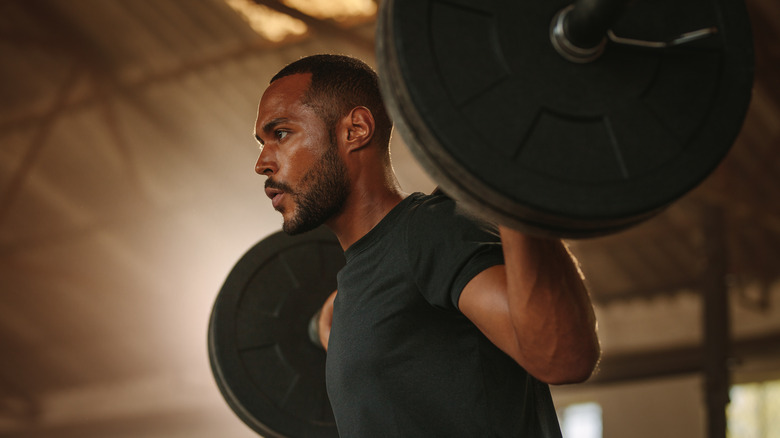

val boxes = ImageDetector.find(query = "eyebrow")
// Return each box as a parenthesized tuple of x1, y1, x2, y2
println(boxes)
(255, 117, 290, 145)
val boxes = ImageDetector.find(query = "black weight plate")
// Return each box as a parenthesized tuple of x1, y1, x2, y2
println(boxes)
(377, 0, 754, 237)
(208, 226, 343, 438)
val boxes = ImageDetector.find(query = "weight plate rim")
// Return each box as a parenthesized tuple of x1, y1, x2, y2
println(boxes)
(208, 305, 287, 438)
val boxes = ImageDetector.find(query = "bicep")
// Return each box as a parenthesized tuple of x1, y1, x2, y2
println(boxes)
(457, 265, 524, 364)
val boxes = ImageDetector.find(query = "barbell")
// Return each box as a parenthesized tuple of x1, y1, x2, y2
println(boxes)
(209, 0, 754, 435)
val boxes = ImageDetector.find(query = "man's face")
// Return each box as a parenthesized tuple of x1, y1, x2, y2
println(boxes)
(254, 74, 350, 235)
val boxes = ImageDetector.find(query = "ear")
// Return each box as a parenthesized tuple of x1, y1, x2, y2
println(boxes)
(340, 106, 375, 152)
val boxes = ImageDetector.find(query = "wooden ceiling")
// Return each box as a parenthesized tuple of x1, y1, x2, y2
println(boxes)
(0, 0, 778, 436)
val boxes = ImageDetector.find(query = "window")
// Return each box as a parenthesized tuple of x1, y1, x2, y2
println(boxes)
(728, 380, 780, 438)
(560, 402, 603, 438)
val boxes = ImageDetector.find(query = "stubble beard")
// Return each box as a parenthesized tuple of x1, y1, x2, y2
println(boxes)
(281, 142, 351, 235)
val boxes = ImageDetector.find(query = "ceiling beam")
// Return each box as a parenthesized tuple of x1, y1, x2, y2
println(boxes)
(0, 64, 84, 229)
(0, 1, 378, 133)
(591, 280, 699, 305)
(586, 331, 780, 385)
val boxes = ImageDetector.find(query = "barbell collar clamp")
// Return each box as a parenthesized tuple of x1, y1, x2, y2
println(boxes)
(550, 5, 607, 64)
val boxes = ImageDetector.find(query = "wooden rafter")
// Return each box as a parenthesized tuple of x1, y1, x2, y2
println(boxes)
(588, 332, 780, 385)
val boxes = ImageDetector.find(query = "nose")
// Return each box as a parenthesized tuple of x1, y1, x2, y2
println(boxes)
(255, 146, 277, 176)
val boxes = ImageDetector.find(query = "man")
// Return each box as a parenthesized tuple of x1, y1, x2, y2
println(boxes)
(254, 54, 600, 437)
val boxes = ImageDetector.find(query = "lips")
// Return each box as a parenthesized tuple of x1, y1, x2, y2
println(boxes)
(264, 186, 284, 208)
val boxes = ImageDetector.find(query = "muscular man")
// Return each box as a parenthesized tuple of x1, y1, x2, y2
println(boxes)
(254, 54, 600, 437)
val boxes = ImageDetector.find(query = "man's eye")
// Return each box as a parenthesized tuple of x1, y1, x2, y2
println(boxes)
(276, 130, 289, 140)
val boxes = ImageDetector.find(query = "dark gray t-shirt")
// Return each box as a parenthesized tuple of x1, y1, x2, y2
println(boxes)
(326, 192, 561, 437)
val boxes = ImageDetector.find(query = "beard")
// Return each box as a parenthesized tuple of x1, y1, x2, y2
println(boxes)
(268, 142, 351, 235)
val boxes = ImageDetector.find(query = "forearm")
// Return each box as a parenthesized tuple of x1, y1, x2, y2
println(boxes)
(499, 226, 600, 384)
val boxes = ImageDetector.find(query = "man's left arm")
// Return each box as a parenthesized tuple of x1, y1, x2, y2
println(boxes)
(458, 225, 600, 385)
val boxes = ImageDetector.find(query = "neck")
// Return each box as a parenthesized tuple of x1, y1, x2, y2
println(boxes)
(326, 162, 407, 250)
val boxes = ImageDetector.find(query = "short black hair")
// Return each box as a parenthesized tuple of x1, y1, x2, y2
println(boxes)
(271, 54, 393, 148)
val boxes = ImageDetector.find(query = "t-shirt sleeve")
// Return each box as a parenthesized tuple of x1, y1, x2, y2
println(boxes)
(404, 195, 505, 311)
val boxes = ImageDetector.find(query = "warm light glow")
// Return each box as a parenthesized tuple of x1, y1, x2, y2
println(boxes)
(283, 0, 377, 22)
(225, 0, 377, 43)
(225, 0, 308, 43)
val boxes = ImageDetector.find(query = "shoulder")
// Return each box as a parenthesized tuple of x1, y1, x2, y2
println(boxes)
(406, 190, 500, 241)
(402, 190, 504, 310)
